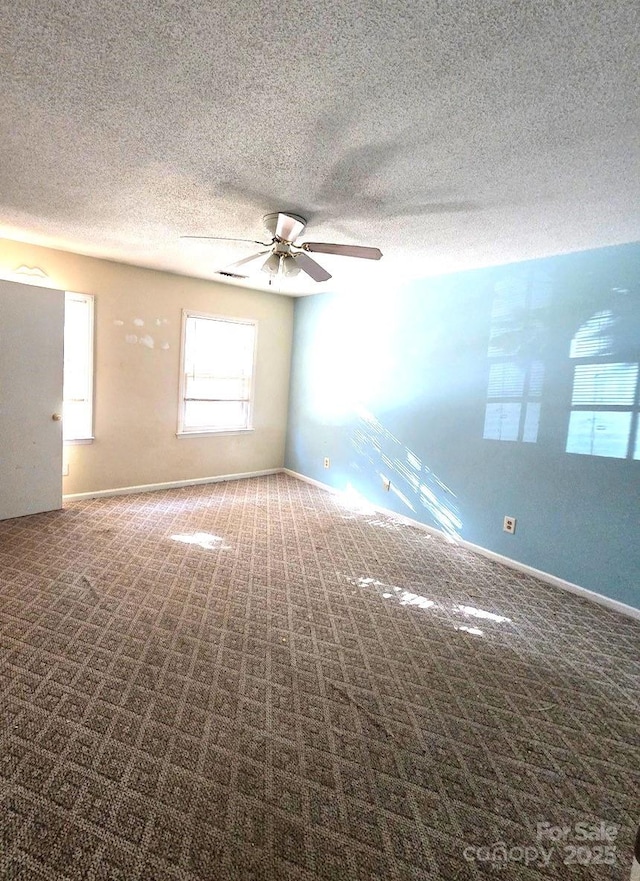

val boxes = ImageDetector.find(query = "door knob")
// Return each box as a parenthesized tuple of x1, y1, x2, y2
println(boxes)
(52, 413, 62, 421)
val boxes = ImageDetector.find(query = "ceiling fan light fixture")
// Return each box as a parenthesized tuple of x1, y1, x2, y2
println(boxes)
(187, 211, 382, 285)
(282, 255, 301, 277)
(261, 253, 281, 276)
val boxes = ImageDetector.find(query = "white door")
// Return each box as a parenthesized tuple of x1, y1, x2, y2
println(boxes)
(0, 279, 64, 520)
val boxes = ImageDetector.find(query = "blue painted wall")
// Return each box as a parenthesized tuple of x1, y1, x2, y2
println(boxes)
(285, 242, 640, 610)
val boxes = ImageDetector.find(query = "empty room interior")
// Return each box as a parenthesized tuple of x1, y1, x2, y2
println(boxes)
(1, 2, 639, 880)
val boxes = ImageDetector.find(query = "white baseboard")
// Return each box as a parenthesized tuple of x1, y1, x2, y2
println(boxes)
(63, 469, 281, 502)
(284, 469, 640, 622)
(283, 468, 345, 497)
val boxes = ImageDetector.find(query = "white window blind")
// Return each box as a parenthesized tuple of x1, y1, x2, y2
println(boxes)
(571, 363, 638, 406)
(570, 311, 615, 359)
(529, 360, 545, 396)
(484, 273, 548, 444)
(487, 363, 525, 398)
(179, 312, 256, 434)
(487, 273, 550, 357)
(63, 292, 94, 441)
(567, 309, 640, 459)
(487, 360, 545, 399)
(484, 359, 544, 442)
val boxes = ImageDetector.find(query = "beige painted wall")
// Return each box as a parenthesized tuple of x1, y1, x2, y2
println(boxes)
(0, 239, 294, 495)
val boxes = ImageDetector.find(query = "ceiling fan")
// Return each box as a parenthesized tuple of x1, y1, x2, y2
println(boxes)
(181, 211, 383, 282)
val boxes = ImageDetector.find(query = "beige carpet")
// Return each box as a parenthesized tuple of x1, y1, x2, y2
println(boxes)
(0, 473, 638, 880)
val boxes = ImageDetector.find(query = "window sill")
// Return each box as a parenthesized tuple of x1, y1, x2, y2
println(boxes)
(176, 428, 254, 439)
(64, 437, 95, 445)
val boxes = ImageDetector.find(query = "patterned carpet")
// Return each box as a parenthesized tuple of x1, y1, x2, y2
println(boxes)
(0, 473, 638, 880)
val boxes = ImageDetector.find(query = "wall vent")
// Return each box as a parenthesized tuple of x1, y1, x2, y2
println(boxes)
(217, 271, 248, 280)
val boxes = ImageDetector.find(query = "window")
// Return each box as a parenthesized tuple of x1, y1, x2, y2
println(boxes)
(566, 311, 640, 459)
(483, 271, 550, 443)
(178, 311, 256, 435)
(483, 360, 544, 442)
(63, 292, 94, 442)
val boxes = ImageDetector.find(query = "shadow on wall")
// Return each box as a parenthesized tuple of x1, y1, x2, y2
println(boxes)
(482, 266, 550, 444)
(482, 263, 640, 459)
(341, 249, 640, 538)
(286, 242, 640, 606)
(351, 408, 462, 537)
(565, 295, 640, 460)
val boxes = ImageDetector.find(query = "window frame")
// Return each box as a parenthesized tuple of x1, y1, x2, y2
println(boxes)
(482, 271, 549, 445)
(177, 309, 258, 438)
(483, 358, 544, 443)
(63, 291, 95, 445)
(566, 354, 640, 459)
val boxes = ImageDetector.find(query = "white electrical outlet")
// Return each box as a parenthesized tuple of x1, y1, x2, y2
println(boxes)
(503, 516, 516, 534)
(323, 457, 330, 469)
(382, 476, 391, 491)
(62, 463, 69, 476)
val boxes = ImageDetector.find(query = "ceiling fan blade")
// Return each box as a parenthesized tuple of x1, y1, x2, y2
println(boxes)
(294, 252, 332, 282)
(220, 250, 270, 272)
(276, 213, 306, 242)
(181, 235, 269, 245)
(302, 242, 382, 260)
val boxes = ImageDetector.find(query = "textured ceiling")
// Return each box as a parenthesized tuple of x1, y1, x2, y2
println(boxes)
(1, 1, 639, 296)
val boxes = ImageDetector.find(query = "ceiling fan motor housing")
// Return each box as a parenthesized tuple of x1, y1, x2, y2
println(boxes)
(263, 212, 307, 241)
